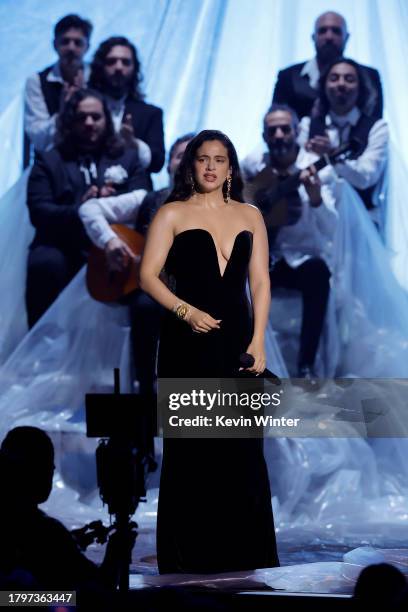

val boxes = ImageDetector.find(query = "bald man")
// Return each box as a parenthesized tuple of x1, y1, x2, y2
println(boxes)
(272, 11, 383, 120)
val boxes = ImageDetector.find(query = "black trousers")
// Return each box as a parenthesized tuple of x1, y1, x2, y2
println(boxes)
(25, 245, 86, 328)
(128, 289, 164, 396)
(270, 257, 330, 367)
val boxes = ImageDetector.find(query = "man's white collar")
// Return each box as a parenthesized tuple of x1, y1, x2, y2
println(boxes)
(300, 58, 320, 89)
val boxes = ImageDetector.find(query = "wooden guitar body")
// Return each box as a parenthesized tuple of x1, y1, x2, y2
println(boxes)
(86, 225, 145, 302)
(243, 142, 354, 229)
(244, 166, 289, 227)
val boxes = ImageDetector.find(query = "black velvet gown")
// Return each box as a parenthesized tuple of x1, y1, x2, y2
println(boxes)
(157, 228, 279, 574)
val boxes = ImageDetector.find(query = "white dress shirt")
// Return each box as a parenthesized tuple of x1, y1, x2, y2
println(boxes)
(24, 62, 90, 152)
(79, 189, 147, 249)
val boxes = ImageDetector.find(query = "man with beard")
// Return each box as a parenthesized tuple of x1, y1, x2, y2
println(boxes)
(242, 105, 337, 379)
(25, 89, 149, 328)
(24, 14, 93, 152)
(298, 58, 388, 222)
(272, 11, 382, 121)
(79, 133, 194, 396)
(89, 37, 165, 188)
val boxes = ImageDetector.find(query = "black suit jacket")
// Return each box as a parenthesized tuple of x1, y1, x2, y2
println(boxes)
(27, 147, 149, 252)
(124, 98, 165, 175)
(272, 60, 383, 120)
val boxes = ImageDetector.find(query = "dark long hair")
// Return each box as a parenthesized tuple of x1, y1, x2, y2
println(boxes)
(56, 88, 124, 158)
(317, 56, 370, 116)
(165, 130, 244, 203)
(89, 36, 144, 100)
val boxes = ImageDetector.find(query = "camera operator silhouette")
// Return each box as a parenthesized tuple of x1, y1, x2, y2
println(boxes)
(0, 426, 135, 595)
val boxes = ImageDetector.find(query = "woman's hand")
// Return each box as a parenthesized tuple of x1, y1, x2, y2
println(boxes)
(242, 338, 266, 375)
(186, 307, 221, 334)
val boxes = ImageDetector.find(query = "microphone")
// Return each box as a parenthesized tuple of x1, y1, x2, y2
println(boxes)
(239, 353, 281, 385)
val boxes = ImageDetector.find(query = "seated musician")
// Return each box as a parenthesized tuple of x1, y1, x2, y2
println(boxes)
(25, 88, 148, 328)
(242, 105, 337, 380)
(298, 57, 388, 226)
(79, 133, 194, 396)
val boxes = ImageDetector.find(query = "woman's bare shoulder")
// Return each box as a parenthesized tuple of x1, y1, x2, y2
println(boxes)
(230, 201, 263, 221)
(154, 201, 189, 221)
(230, 200, 259, 211)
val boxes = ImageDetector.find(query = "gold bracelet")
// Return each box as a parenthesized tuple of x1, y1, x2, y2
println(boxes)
(173, 302, 190, 321)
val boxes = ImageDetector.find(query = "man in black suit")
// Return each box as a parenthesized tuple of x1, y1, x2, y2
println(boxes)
(89, 37, 165, 187)
(26, 88, 149, 328)
(24, 14, 93, 152)
(272, 11, 383, 121)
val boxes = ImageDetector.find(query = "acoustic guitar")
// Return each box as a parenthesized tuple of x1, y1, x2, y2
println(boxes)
(243, 141, 356, 228)
(86, 224, 145, 303)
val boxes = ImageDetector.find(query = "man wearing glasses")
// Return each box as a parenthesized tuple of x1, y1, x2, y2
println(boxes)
(272, 11, 383, 121)
(24, 14, 93, 152)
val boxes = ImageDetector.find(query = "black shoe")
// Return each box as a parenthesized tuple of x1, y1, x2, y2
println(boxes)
(296, 365, 321, 390)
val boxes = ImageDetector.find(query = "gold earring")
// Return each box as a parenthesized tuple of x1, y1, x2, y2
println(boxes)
(225, 175, 232, 203)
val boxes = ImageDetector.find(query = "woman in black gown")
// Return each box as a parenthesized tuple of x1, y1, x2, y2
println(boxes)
(140, 130, 279, 574)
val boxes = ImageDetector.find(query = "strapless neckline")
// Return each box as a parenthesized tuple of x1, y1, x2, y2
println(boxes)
(173, 228, 253, 279)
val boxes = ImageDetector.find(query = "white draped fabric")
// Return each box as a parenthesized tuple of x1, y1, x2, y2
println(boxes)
(0, 171, 32, 364)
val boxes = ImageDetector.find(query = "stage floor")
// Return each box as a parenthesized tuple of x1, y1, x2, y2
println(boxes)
(43, 483, 408, 597)
(81, 518, 408, 596)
